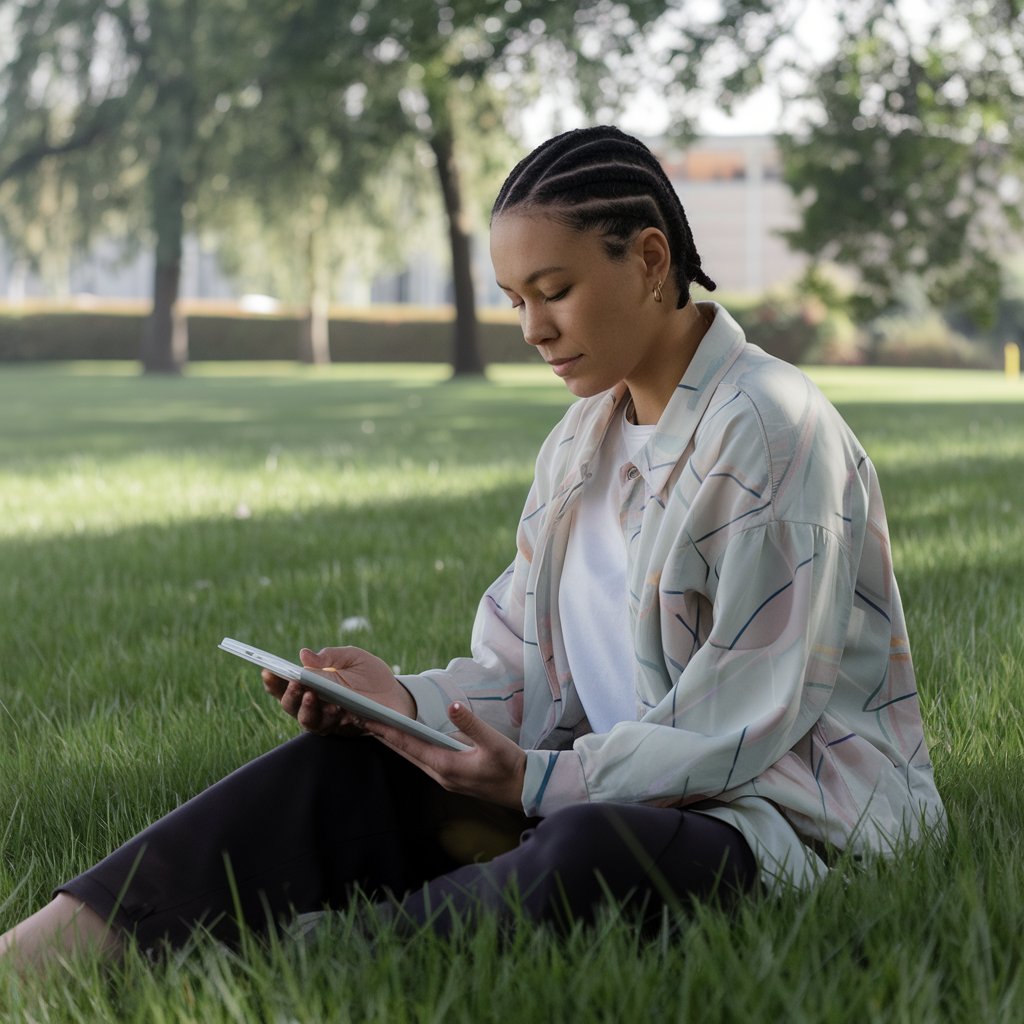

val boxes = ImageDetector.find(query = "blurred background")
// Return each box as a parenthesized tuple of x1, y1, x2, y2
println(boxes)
(0, 0, 1021, 375)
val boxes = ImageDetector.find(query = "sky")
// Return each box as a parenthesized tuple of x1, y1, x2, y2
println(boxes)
(593, 0, 938, 140)
(520, 3, 816, 144)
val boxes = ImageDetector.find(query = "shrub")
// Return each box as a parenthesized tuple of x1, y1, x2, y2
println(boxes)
(866, 314, 996, 369)
(727, 295, 833, 365)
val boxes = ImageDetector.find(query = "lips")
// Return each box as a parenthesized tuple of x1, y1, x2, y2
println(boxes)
(547, 355, 582, 378)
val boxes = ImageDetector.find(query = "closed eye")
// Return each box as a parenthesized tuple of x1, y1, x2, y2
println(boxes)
(503, 286, 567, 309)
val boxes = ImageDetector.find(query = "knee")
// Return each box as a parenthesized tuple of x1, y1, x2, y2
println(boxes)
(523, 804, 627, 874)
(505, 804, 646, 926)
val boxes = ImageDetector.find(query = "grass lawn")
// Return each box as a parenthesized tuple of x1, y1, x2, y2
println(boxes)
(1, 361, 1023, 1021)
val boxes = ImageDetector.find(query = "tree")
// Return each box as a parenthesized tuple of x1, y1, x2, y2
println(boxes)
(1, 0, 805, 375)
(197, 42, 416, 364)
(334, 0, 732, 375)
(0, 5, 144, 302)
(0, 159, 78, 300)
(0, 0, 278, 372)
(776, 0, 1024, 324)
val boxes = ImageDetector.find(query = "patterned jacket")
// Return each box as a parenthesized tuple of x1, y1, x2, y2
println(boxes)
(400, 304, 945, 870)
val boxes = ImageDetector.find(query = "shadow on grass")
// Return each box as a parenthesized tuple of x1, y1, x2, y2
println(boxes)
(0, 367, 572, 466)
(0, 477, 536, 918)
(1, 478, 532, 710)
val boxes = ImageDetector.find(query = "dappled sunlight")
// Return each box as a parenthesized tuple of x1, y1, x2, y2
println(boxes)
(0, 456, 535, 540)
(806, 367, 1024, 405)
(0, 365, 577, 548)
(0, 363, 572, 466)
(1, 476, 529, 728)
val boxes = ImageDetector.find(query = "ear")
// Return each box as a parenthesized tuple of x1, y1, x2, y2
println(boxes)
(631, 227, 672, 289)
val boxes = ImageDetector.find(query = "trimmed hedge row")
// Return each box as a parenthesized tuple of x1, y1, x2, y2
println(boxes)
(15, 299, 978, 367)
(0, 299, 842, 367)
(0, 308, 531, 363)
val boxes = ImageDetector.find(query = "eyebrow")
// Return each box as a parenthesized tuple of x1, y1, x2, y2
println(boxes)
(495, 265, 566, 290)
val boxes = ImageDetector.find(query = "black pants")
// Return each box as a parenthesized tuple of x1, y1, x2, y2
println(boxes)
(59, 734, 758, 950)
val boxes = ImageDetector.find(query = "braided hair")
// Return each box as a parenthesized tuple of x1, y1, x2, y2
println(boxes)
(492, 126, 716, 309)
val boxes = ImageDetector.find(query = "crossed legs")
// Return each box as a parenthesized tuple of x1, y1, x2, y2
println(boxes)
(1, 733, 757, 968)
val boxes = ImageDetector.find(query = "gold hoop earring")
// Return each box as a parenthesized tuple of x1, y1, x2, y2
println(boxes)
(653, 280, 664, 303)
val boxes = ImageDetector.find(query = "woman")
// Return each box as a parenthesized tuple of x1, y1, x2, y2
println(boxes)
(1, 126, 945, 967)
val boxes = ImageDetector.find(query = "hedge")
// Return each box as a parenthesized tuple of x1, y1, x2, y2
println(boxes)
(0, 305, 532, 363)
(0, 298, 847, 367)
(3, 303, 998, 368)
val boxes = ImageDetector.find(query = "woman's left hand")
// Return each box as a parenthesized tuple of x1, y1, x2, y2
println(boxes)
(357, 701, 527, 811)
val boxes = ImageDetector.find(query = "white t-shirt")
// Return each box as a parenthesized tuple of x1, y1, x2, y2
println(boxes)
(559, 405, 655, 733)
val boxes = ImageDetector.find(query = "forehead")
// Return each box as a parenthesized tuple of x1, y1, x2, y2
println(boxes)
(490, 212, 606, 285)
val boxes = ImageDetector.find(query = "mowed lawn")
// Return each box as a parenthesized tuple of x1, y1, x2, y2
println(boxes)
(1, 361, 1023, 1021)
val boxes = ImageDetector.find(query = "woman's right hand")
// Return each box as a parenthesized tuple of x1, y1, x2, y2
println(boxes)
(261, 646, 417, 736)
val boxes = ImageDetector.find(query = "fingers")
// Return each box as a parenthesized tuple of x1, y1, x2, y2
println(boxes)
(360, 707, 482, 781)
(296, 689, 343, 734)
(360, 721, 448, 780)
(446, 701, 479, 738)
(356, 703, 525, 809)
(261, 669, 287, 697)
(299, 647, 324, 668)
(263, 645, 381, 738)
(305, 646, 367, 669)
(280, 680, 307, 718)
(263, 674, 347, 735)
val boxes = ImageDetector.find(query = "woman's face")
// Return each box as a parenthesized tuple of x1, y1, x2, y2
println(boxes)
(490, 212, 670, 401)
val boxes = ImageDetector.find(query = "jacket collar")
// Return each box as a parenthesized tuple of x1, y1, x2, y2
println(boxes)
(629, 302, 747, 497)
(555, 302, 747, 506)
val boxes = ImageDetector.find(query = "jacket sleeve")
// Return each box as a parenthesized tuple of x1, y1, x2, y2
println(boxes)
(397, 551, 529, 742)
(397, 405, 577, 742)
(520, 518, 855, 816)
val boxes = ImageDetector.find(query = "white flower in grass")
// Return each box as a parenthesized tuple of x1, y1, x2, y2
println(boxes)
(233, 502, 252, 519)
(340, 615, 371, 633)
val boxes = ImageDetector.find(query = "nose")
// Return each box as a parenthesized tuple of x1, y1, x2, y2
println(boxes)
(520, 302, 557, 347)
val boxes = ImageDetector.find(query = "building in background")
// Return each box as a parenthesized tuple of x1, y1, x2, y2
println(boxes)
(661, 134, 806, 295)
(0, 135, 806, 306)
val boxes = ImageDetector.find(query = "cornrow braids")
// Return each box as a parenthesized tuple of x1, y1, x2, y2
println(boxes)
(492, 126, 716, 308)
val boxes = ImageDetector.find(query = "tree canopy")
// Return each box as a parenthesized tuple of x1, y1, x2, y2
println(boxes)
(0, 0, 288, 371)
(777, 0, 1024, 324)
(2, 0, 1022, 371)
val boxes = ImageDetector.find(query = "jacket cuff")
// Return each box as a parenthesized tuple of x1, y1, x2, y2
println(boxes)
(522, 749, 590, 817)
(396, 673, 465, 736)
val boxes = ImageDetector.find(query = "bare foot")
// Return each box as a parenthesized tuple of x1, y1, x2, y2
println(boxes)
(0, 894, 122, 973)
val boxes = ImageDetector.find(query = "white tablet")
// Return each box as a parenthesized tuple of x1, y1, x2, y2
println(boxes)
(218, 637, 470, 752)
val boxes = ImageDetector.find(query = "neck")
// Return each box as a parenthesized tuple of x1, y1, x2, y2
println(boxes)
(626, 302, 713, 425)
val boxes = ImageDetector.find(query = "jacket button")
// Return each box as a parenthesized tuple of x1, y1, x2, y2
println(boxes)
(626, 466, 640, 480)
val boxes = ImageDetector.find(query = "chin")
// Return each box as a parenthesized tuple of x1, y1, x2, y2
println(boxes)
(565, 378, 615, 400)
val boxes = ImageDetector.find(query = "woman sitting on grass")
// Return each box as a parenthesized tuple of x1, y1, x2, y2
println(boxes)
(1, 126, 946, 968)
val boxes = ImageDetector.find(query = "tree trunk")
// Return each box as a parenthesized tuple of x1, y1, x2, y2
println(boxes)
(429, 125, 484, 376)
(298, 209, 331, 364)
(141, 127, 189, 374)
(298, 301, 330, 365)
(141, 258, 187, 373)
